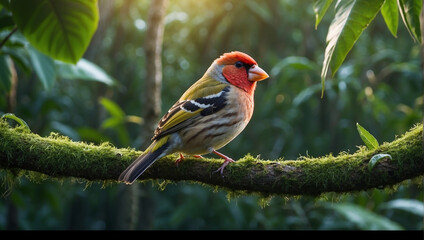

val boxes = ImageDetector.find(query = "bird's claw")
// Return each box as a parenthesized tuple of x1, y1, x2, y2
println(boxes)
(175, 153, 185, 167)
(176, 154, 203, 167)
(214, 158, 235, 175)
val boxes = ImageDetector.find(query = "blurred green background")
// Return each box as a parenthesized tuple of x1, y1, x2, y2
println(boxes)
(0, 0, 423, 230)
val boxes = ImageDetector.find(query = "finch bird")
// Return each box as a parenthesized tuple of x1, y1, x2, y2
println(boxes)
(118, 51, 269, 184)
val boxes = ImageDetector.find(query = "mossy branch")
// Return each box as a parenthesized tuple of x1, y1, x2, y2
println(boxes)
(0, 119, 423, 196)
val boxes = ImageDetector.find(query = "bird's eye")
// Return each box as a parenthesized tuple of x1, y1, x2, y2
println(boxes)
(235, 61, 243, 68)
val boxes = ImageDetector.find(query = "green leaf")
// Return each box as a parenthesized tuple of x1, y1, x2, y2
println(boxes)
(26, 45, 56, 90)
(321, 0, 384, 96)
(0, 54, 12, 92)
(314, 0, 334, 29)
(381, 0, 399, 37)
(10, 0, 99, 64)
(369, 153, 392, 170)
(382, 199, 424, 217)
(101, 117, 123, 129)
(331, 203, 404, 230)
(2, 44, 32, 74)
(398, 0, 422, 43)
(1, 113, 29, 129)
(293, 83, 323, 106)
(270, 56, 318, 77)
(55, 58, 115, 86)
(99, 97, 125, 119)
(356, 122, 379, 150)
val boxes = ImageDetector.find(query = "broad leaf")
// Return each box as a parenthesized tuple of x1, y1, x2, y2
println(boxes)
(55, 59, 115, 86)
(1, 113, 29, 129)
(99, 97, 125, 119)
(314, 0, 334, 29)
(381, 0, 399, 37)
(382, 199, 424, 217)
(2, 45, 32, 74)
(101, 117, 123, 129)
(356, 123, 379, 150)
(10, 0, 99, 64)
(0, 54, 12, 92)
(0, 31, 32, 73)
(270, 56, 318, 77)
(331, 203, 404, 230)
(293, 83, 323, 106)
(321, 0, 384, 96)
(369, 153, 392, 170)
(398, 0, 422, 43)
(26, 45, 56, 90)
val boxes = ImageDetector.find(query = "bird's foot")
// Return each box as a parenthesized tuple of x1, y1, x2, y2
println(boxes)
(212, 150, 234, 175)
(214, 158, 235, 175)
(176, 154, 203, 166)
(175, 153, 185, 166)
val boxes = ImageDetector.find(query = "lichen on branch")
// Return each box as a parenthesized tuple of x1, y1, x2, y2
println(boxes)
(0, 119, 423, 196)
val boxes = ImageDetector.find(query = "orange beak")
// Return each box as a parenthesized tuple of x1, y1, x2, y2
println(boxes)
(248, 65, 269, 82)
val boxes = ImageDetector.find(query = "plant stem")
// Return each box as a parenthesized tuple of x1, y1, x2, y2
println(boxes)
(0, 26, 18, 49)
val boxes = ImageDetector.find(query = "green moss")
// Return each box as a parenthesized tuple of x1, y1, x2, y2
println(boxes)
(0, 119, 422, 197)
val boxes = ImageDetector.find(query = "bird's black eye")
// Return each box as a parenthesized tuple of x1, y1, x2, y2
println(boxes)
(235, 61, 243, 68)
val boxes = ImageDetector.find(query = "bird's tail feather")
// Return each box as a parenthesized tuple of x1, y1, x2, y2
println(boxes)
(118, 137, 170, 184)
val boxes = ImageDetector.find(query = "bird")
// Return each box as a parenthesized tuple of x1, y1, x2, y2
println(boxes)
(118, 51, 269, 184)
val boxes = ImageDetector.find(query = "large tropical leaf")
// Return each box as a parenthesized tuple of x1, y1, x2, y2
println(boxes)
(26, 45, 56, 89)
(331, 203, 404, 230)
(10, 0, 99, 64)
(314, 0, 334, 29)
(321, 0, 384, 95)
(270, 56, 318, 77)
(382, 199, 424, 217)
(381, 0, 399, 37)
(55, 59, 115, 86)
(99, 97, 125, 119)
(398, 0, 422, 43)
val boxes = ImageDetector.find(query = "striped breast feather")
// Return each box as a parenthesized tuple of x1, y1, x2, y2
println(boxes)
(152, 86, 230, 140)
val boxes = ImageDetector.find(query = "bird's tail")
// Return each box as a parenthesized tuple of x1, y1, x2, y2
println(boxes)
(118, 136, 171, 184)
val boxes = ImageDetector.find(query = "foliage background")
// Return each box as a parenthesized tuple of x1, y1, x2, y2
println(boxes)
(0, 0, 423, 230)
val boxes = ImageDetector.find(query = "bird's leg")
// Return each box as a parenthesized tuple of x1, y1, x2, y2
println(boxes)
(176, 154, 203, 166)
(212, 150, 235, 175)
(175, 153, 185, 166)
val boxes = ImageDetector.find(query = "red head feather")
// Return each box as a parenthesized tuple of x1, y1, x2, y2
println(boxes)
(216, 51, 261, 95)
(216, 51, 257, 66)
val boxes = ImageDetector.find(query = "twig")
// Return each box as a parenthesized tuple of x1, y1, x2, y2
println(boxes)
(0, 26, 18, 49)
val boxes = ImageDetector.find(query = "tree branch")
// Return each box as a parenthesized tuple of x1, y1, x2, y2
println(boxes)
(0, 120, 422, 196)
